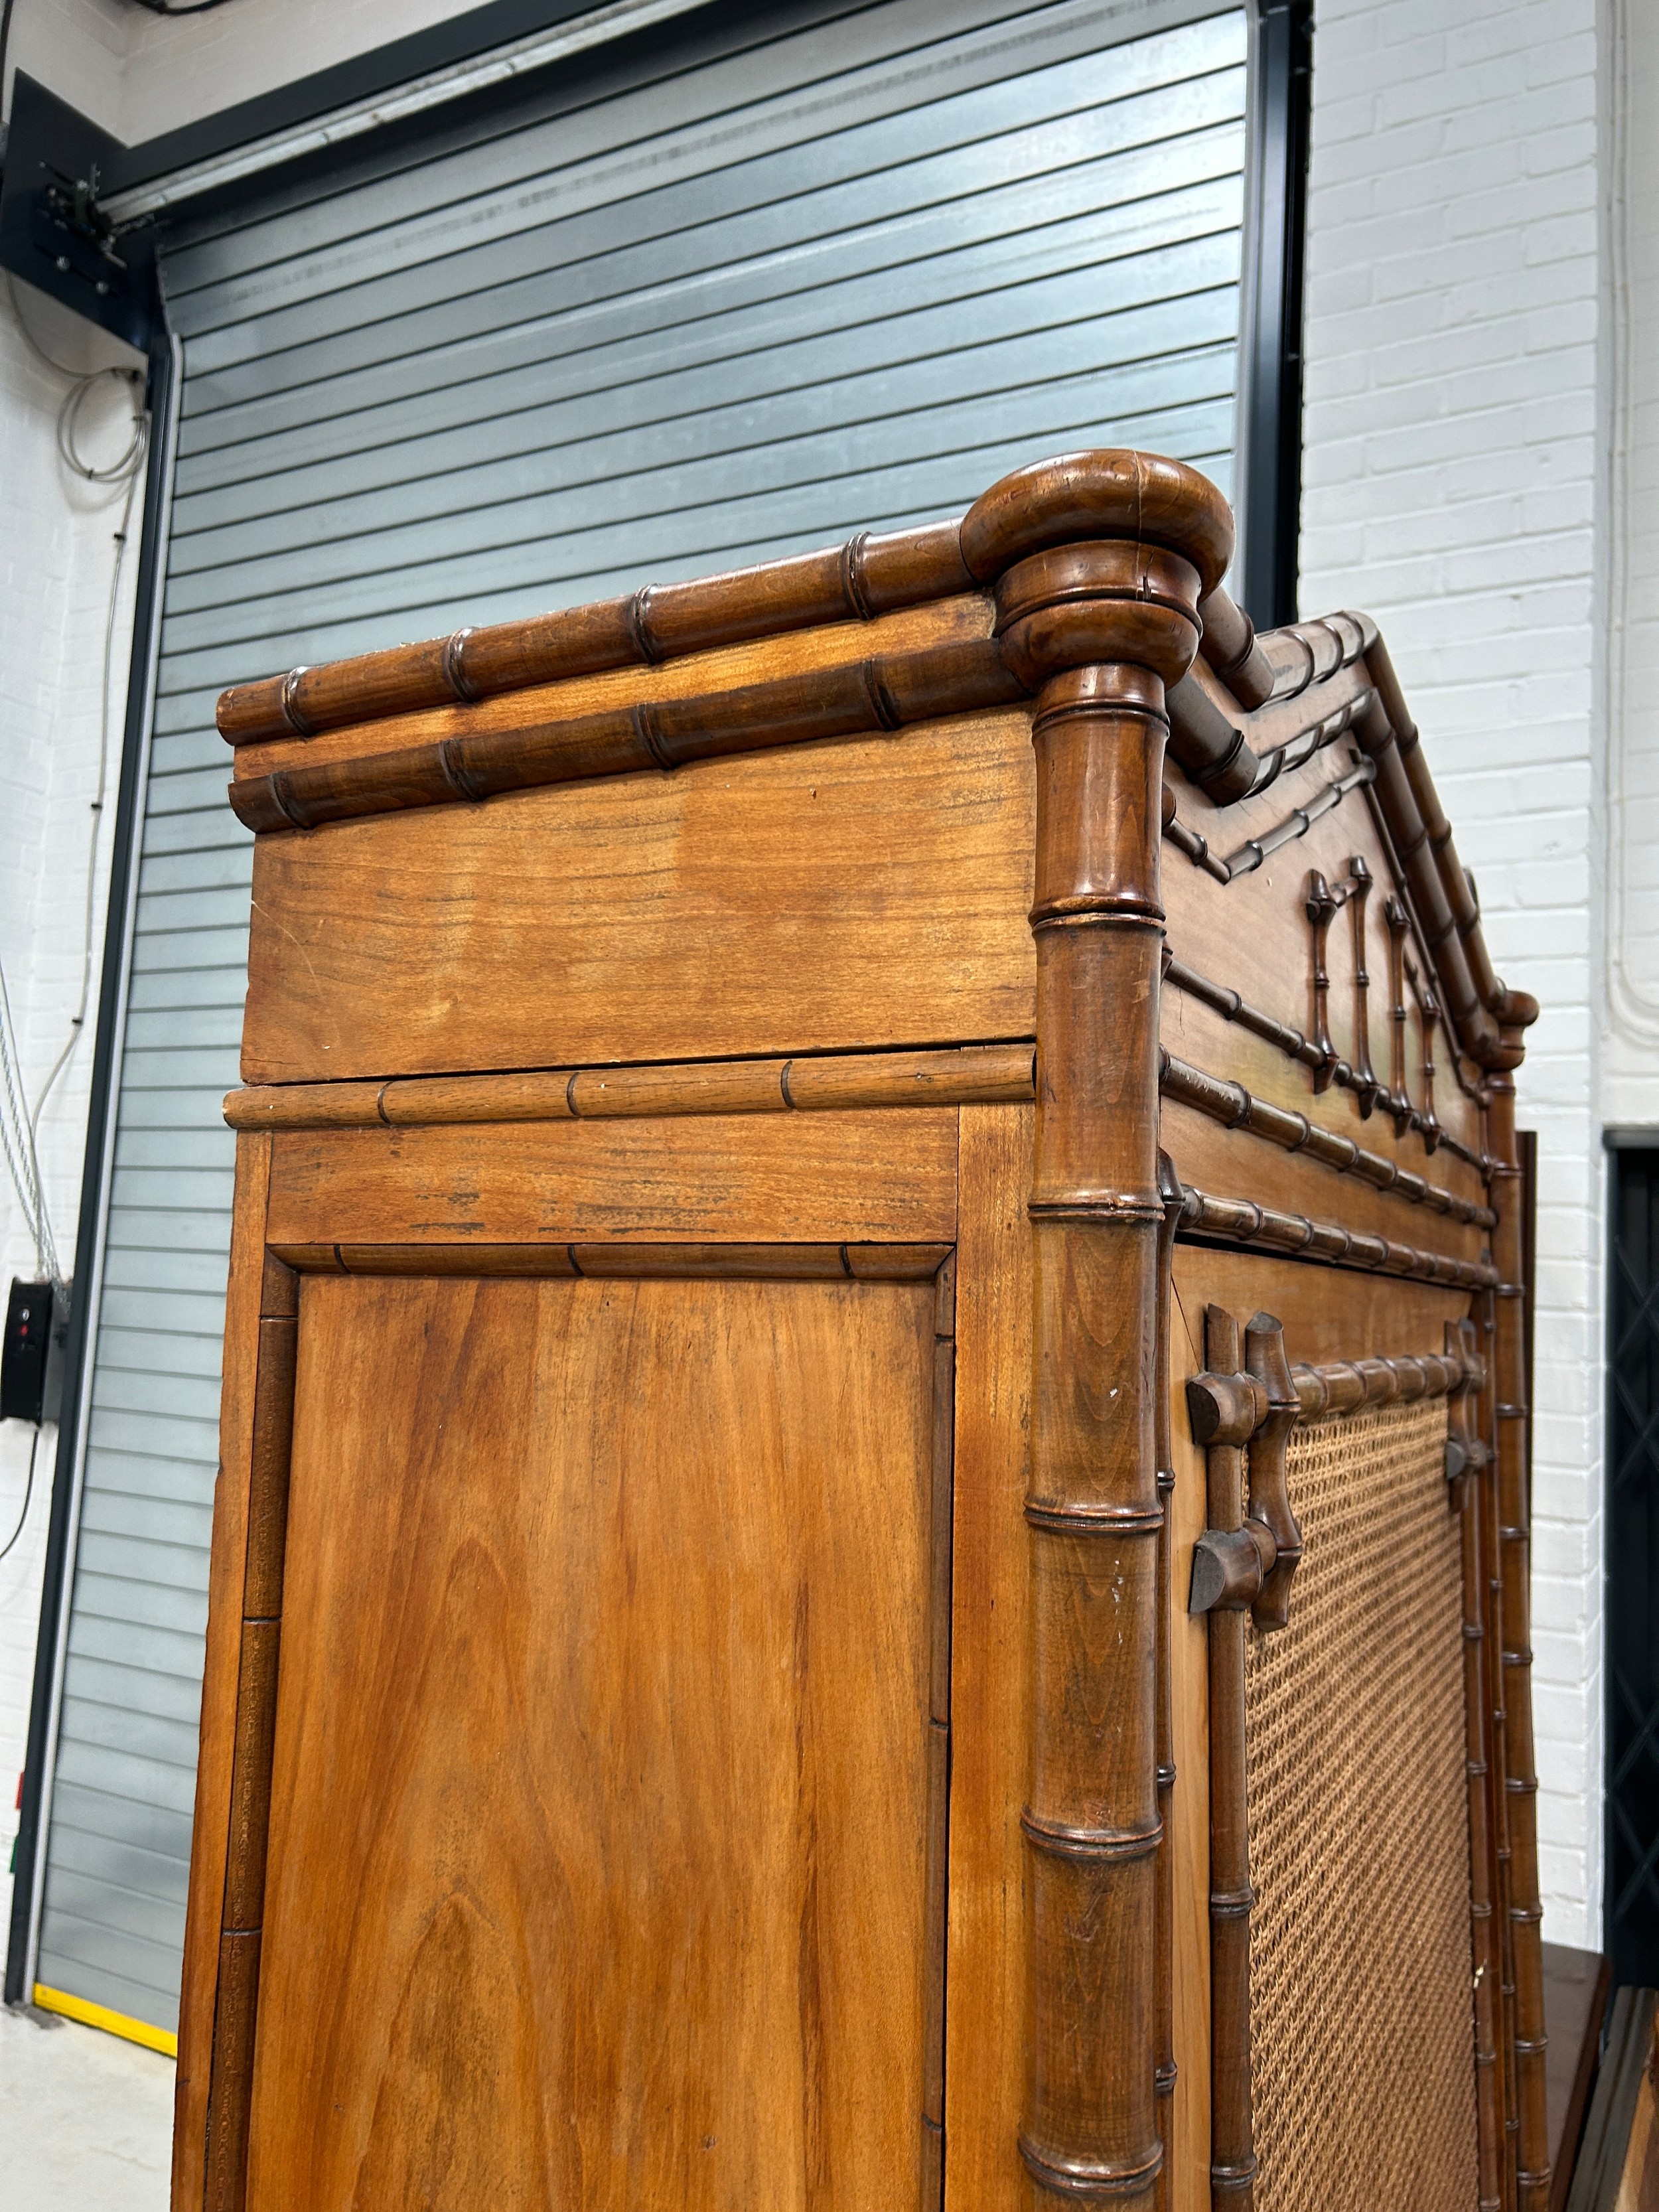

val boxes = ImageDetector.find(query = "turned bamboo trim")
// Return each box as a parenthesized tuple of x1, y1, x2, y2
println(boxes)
(1153, 1156, 1184, 2212)
(1159, 1051, 1496, 1227)
(923, 1258, 956, 2169)
(1189, 1308, 1262, 2211)
(1020, 482, 1215, 2211)
(224, 1042, 1037, 1133)
(266, 1240, 952, 1282)
(218, 453, 1260, 749)
(1176, 1184, 1498, 1290)
(214, 439, 1534, 1087)
(227, 636, 1029, 835)
(1288, 1349, 1477, 1419)
(1451, 1317, 1506, 2212)
(1487, 1060, 1550, 2210)
(1243, 1317, 1301, 1632)
(203, 1257, 298, 2212)
(1160, 741, 1374, 887)
(218, 524, 976, 744)
(1162, 954, 1490, 1176)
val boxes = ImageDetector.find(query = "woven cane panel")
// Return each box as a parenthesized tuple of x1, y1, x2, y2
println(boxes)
(1244, 1398, 1478, 2212)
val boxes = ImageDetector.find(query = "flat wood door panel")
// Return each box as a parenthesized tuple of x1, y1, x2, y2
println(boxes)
(263, 1108, 958, 1247)
(246, 1272, 940, 2211)
(944, 1103, 1032, 2212)
(1169, 1248, 1472, 1373)
(241, 713, 1037, 1084)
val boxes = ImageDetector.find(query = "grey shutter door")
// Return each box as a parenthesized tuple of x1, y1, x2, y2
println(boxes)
(37, 0, 1246, 2033)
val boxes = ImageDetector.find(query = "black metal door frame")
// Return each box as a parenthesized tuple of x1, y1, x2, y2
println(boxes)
(1607, 1134, 1659, 1986)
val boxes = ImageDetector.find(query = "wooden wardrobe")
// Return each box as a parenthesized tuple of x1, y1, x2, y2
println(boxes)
(172, 449, 1548, 2212)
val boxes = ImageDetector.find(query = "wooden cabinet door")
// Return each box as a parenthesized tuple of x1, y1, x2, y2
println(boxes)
(235, 1266, 946, 2211)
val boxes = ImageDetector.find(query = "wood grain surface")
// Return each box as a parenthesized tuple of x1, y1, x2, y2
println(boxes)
(1161, 762, 1487, 1169)
(264, 1109, 958, 1249)
(242, 713, 1036, 1084)
(172, 1132, 271, 2212)
(246, 1272, 941, 2211)
(944, 1104, 1033, 2212)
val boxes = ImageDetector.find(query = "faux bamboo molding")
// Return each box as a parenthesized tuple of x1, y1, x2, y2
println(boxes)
(202, 1255, 298, 2212)
(1488, 1051, 1551, 2209)
(1153, 1155, 1185, 2212)
(1451, 1317, 1506, 2211)
(1019, 461, 1218, 2211)
(216, 445, 1536, 1082)
(265, 1241, 953, 1282)
(1288, 1349, 1476, 1421)
(216, 522, 978, 743)
(1163, 953, 1490, 1177)
(224, 1042, 1038, 1132)
(1187, 1308, 1263, 2209)
(218, 451, 1263, 749)
(1159, 1051, 1495, 1227)
(1243, 1318, 1301, 1633)
(1176, 1184, 1498, 1291)
(226, 638, 1027, 835)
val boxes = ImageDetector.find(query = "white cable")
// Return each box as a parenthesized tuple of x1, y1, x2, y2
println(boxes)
(3, 278, 151, 1285)
(0, 967, 56, 1284)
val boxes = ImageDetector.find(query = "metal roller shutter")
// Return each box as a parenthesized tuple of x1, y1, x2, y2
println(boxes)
(35, 0, 1247, 2033)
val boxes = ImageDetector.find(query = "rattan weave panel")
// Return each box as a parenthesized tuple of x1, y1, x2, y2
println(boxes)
(1245, 1399, 1478, 2212)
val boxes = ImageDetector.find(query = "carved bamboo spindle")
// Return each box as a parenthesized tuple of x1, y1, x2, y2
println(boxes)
(1305, 872, 1343, 1093)
(1488, 1052, 1550, 2208)
(1449, 1319, 1504, 2211)
(1243, 1316, 1302, 1632)
(1153, 1155, 1185, 2212)
(1407, 956, 1444, 1154)
(1473, 1270, 1518, 2207)
(1344, 857, 1383, 1117)
(204, 1254, 299, 2212)
(1187, 1309, 1268, 2211)
(977, 455, 1226, 2209)
(1384, 895, 1413, 1134)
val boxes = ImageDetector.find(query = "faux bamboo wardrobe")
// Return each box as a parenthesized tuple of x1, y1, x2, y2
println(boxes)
(175, 450, 1546, 2212)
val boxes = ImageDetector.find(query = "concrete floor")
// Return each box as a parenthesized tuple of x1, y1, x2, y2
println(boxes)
(0, 2002, 173, 2207)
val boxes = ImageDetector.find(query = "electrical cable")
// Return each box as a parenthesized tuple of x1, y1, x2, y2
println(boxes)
(1, 279, 151, 1287)
(0, 969, 55, 1284)
(0, 1424, 41, 1564)
(127, 0, 240, 14)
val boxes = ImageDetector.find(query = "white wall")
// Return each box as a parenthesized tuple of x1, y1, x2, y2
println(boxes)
(0, 276, 143, 1943)
(3, 0, 498, 147)
(1299, 0, 1609, 1947)
(1602, 0, 1659, 1133)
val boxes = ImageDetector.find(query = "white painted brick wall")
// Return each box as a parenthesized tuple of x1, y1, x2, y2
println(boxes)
(1299, 0, 1606, 1945)
(0, 278, 143, 1945)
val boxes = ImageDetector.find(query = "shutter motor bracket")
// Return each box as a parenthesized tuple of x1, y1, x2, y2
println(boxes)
(1, 1278, 68, 1428)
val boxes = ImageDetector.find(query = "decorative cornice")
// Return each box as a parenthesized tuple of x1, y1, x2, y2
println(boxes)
(214, 445, 1534, 1076)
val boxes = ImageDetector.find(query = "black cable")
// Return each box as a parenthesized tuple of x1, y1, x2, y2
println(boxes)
(127, 1, 240, 15)
(0, 1424, 40, 1565)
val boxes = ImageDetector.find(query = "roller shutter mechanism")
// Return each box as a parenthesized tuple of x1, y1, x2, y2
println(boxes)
(36, 0, 1248, 2033)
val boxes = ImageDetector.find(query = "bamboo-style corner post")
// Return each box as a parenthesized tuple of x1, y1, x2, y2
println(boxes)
(1153, 1153, 1185, 2212)
(1487, 1050, 1550, 2209)
(959, 452, 1232, 2208)
(1450, 1319, 1504, 2212)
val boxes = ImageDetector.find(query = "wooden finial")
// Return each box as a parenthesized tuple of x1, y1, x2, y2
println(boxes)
(1305, 871, 1344, 1094)
(1344, 857, 1384, 1118)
